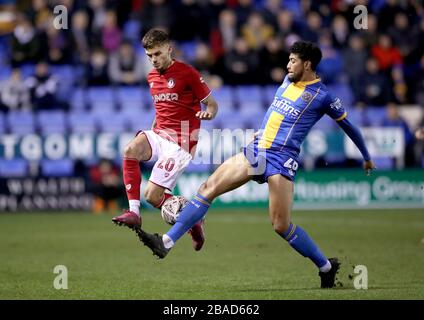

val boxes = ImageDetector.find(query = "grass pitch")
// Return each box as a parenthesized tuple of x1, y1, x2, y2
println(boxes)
(0, 208, 423, 300)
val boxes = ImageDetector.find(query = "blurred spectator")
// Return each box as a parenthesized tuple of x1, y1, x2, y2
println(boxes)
(276, 9, 296, 39)
(300, 11, 322, 43)
(108, 40, 145, 86)
(371, 34, 403, 72)
(87, 0, 107, 35)
(316, 32, 343, 85)
(209, 9, 237, 61)
(388, 12, 416, 58)
(171, 0, 208, 42)
(0, 68, 31, 112)
(414, 119, 424, 167)
(360, 14, 379, 49)
(342, 34, 367, 102)
(71, 10, 91, 63)
(377, 0, 403, 31)
(391, 66, 407, 103)
(101, 10, 122, 54)
(234, 0, 255, 29)
(43, 16, 72, 65)
(10, 15, 43, 66)
(139, 0, 174, 35)
(192, 42, 216, 75)
(358, 57, 391, 106)
(89, 159, 123, 214)
(224, 37, 259, 85)
(24, 61, 61, 110)
(381, 102, 415, 167)
(259, 36, 288, 84)
(259, 0, 281, 31)
(85, 47, 110, 86)
(353, 103, 372, 127)
(204, 0, 226, 30)
(240, 11, 274, 50)
(27, 0, 51, 32)
(410, 53, 424, 106)
(331, 15, 349, 49)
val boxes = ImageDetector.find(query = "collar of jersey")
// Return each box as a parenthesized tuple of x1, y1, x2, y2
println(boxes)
(293, 78, 321, 86)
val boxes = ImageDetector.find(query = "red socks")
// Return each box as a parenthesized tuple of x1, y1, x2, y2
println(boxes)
(123, 157, 141, 202)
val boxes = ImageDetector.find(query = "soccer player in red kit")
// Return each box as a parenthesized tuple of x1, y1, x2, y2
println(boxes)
(112, 29, 218, 251)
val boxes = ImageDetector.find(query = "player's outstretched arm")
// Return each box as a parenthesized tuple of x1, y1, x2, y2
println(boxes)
(337, 117, 376, 176)
(196, 94, 218, 120)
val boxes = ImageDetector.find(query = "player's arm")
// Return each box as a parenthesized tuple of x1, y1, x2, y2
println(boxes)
(196, 94, 218, 120)
(336, 117, 376, 176)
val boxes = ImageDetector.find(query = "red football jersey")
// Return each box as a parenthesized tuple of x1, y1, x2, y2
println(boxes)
(147, 60, 211, 153)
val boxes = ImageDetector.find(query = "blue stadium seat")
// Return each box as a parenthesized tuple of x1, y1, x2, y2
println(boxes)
(20, 64, 36, 78)
(0, 159, 28, 177)
(123, 19, 141, 43)
(372, 157, 395, 170)
(116, 86, 144, 109)
(242, 111, 265, 130)
(179, 41, 197, 63)
(219, 116, 247, 130)
(365, 107, 387, 126)
(141, 87, 154, 109)
(127, 108, 155, 131)
(0, 112, 6, 134)
(95, 112, 129, 133)
(264, 85, 278, 106)
(214, 101, 237, 121)
(90, 100, 116, 113)
(87, 87, 116, 108)
(50, 65, 76, 100)
(184, 162, 212, 173)
(41, 159, 74, 177)
(238, 100, 265, 116)
(313, 115, 337, 131)
(234, 85, 263, 105)
(0, 66, 11, 81)
(212, 86, 234, 106)
(7, 110, 35, 134)
(68, 111, 97, 133)
(70, 87, 88, 111)
(37, 110, 67, 134)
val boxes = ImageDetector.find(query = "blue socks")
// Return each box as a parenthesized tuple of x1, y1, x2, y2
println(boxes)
(281, 223, 328, 269)
(166, 193, 210, 243)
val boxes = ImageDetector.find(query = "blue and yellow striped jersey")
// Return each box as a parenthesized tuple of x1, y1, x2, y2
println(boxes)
(257, 75, 347, 155)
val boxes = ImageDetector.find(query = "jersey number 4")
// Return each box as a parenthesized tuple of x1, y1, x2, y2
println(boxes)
(283, 158, 298, 171)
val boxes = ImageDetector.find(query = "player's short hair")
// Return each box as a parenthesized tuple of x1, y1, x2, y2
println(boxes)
(142, 29, 170, 49)
(289, 41, 322, 71)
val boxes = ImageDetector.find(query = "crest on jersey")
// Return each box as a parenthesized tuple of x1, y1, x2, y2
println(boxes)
(301, 91, 313, 102)
(330, 97, 342, 110)
(167, 78, 175, 88)
(149, 82, 154, 88)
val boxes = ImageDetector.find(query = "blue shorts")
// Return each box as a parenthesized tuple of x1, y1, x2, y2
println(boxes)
(242, 141, 299, 184)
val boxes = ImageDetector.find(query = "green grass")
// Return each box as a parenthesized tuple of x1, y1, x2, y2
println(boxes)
(0, 209, 423, 300)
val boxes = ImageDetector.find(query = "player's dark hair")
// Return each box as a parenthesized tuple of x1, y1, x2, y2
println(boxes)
(142, 29, 170, 49)
(289, 41, 322, 71)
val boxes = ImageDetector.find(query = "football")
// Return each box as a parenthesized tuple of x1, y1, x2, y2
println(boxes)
(161, 195, 189, 225)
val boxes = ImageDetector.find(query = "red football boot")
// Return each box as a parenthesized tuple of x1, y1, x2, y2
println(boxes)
(112, 210, 141, 229)
(187, 219, 205, 251)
